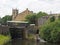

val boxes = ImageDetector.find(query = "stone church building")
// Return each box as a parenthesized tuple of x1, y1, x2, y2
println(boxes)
(12, 8, 33, 21)
(12, 8, 60, 27)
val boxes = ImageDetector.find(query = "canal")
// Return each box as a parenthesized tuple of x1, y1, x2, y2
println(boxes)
(6, 21, 60, 45)
(5, 39, 60, 45)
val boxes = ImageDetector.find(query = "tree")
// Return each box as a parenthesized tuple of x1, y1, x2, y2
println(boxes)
(0, 17, 2, 24)
(26, 14, 37, 24)
(1, 15, 12, 25)
(58, 15, 60, 20)
(50, 16, 55, 22)
(25, 11, 48, 25)
(37, 12, 48, 18)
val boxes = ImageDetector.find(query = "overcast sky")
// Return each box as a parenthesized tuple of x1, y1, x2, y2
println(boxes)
(0, 0, 60, 17)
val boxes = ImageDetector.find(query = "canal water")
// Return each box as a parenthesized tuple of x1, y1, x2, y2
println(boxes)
(5, 39, 60, 45)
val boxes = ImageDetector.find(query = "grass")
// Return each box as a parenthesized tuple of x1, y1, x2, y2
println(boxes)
(0, 35, 10, 45)
(28, 34, 36, 40)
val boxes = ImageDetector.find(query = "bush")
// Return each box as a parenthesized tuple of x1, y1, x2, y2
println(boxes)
(50, 16, 55, 22)
(40, 20, 60, 43)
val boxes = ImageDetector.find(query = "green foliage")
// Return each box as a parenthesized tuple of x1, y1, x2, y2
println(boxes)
(28, 34, 35, 40)
(26, 14, 37, 24)
(37, 12, 48, 18)
(58, 15, 60, 20)
(26, 11, 48, 24)
(0, 17, 2, 24)
(1, 15, 12, 25)
(50, 16, 55, 22)
(40, 20, 60, 43)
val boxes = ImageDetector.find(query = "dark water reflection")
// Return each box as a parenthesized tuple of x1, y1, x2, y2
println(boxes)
(5, 39, 60, 45)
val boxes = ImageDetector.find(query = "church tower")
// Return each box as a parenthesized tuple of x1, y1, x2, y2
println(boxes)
(12, 9, 18, 20)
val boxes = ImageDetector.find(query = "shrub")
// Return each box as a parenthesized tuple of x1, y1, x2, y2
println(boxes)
(40, 20, 60, 43)
(50, 16, 55, 22)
